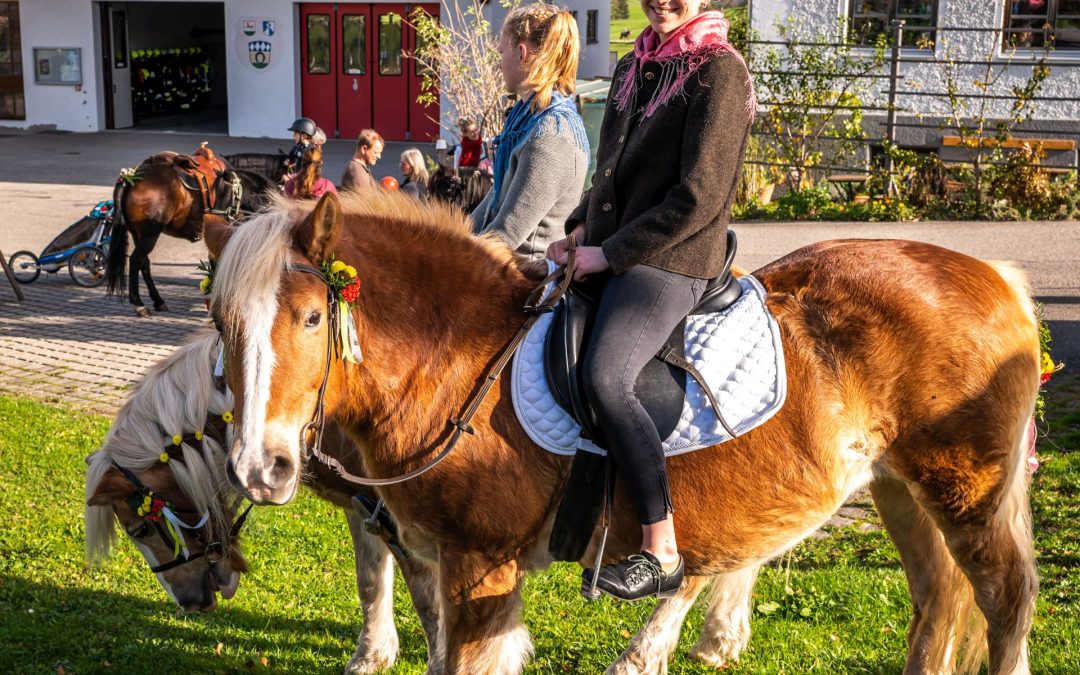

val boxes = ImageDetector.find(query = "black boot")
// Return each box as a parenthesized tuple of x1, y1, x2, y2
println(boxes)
(581, 551, 684, 601)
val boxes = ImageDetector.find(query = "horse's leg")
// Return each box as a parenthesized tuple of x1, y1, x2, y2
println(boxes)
(396, 554, 443, 674)
(343, 509, 400, 674)
(687, 565, 761, 669)
(606, 575, 710, 675)
(127, 234, 150, 317)
(135, 232, 167, 312)
(898, 416, 1037, 675)
(871, 474, 976, 674)
(438, 550, 530, 675)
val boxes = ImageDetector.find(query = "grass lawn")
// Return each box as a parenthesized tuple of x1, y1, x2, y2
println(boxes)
(1, 384, 1078, 673)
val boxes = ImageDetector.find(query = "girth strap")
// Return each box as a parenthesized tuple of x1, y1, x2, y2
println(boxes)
(655, 344, 738, 439)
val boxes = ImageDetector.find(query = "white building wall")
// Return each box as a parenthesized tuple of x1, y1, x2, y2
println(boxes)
(222, 0, 299, 138)
(751, 0, 1080, 123)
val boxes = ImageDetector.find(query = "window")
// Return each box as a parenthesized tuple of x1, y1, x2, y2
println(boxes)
(1005, 0, 1080, 50)
(111, 11, 127, 68)
(378, 13, 402, 75)
(307, 14, 331, 74)
(342, 15, 366, 75)
(587, 10, 599, 45)
(848, 0, 938, 47)
(0, 2, 24, 120)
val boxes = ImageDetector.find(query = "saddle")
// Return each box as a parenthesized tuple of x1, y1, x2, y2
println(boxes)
(147, 143, 230, 212)
(546, 229, 742, 563)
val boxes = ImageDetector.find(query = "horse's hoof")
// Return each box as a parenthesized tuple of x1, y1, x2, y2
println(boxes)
(134, 306, 151, 318)
(154, 302, 170, 313)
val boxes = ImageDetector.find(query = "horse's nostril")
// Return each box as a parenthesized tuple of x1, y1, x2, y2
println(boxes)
(270, 454, 294, 482)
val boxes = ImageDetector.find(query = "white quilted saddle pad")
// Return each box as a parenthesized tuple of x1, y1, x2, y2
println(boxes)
(511, 273, 786, 457)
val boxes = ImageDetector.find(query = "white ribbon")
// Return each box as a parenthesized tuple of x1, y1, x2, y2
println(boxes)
(160, 506, 211, 560)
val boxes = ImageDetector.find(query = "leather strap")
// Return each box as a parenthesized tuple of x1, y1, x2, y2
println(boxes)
(656, 344, 739, 439)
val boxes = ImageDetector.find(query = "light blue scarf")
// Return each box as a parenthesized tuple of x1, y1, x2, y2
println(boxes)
(490, 91, 589, 209)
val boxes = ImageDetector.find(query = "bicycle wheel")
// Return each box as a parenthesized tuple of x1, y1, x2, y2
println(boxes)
(69, 246, 108, 287)
(8, 250, 40, 284)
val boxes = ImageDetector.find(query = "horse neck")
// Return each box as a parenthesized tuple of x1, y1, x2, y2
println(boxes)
(333, 221, 537, 458)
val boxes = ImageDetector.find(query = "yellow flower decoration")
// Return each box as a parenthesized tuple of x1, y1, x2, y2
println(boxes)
(344, 265, 357, 279)
(330, 260, 347, 274)
(195, 430, 204, 441)
(222, 411, 234, 423)
(171, 434, 183, 446)
(199, 276, 211, 294)
(1041, 351, 1056, 375)
(159, 453, 170, 464)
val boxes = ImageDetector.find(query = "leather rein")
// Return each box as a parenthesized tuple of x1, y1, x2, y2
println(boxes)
(293, 237, 578, 488)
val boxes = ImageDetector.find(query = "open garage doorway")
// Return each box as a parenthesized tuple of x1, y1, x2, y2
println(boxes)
(100, 2, 227, 133)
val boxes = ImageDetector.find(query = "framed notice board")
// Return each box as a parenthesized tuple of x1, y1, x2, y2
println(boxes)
(33, 47, 82, 85)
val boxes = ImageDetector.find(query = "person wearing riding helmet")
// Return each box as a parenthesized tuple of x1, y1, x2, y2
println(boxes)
(286, 117, 317, 174)
(470, 4, 589, 261)
(547, 0, 755, 601)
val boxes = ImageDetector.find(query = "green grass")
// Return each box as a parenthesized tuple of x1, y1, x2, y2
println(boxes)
(2, 389, 1079, 673)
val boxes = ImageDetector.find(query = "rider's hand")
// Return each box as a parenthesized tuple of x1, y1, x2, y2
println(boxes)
(547, 223, 587, 264)
(572, 246, 610, 282)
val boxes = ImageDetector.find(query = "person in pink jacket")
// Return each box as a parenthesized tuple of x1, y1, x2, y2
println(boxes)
(284, 146, 338, 199)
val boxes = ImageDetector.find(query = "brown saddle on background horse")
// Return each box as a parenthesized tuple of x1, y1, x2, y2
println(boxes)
(144, 143, 229, 214)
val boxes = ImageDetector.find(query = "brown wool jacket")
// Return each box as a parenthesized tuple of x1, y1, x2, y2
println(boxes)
(567, 51, 753, 279)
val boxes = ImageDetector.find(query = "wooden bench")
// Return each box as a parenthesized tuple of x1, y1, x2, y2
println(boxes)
(942, 136, 1077, 151)
(826, 174, 871, 201)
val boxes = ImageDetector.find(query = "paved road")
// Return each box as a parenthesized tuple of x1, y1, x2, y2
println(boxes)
(0, 130, 1076, 414)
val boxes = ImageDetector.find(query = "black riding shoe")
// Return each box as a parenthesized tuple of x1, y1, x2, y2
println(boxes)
(582, 552, 684, 601)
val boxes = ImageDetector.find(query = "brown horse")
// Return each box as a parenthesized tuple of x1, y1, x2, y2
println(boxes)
(105, 148, 273, 317)
(210, 191, 1040, 675)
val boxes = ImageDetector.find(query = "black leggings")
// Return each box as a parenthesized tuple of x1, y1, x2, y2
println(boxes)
(582, 265, 706, 525)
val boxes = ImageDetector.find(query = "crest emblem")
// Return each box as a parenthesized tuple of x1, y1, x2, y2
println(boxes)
(248, 41, 272, 69)
(262, 20, 276, 36)
(243, 20, 256, 36)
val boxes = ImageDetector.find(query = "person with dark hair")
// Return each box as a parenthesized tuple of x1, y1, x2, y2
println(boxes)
(547, 0, 755, 601)
(341, 129, 384, 191)
(284, 145, 338, 199)
(286, 117, 317, 175)
(470, 3, 589, 261)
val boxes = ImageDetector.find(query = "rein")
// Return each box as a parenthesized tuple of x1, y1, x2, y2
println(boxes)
(293, 237, 578, 487)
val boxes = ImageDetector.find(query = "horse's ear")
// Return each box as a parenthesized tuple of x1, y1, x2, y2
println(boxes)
(204, 214, 234, 261)
(296, 192, 341, 262)
(87, 466, 134, 506)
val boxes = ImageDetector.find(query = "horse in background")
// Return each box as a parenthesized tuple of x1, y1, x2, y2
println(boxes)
(84, 325, 440, 673)
(210, 190, 1040, 674)
(104, 145, 273, 317)
(427, 166, 492, 214)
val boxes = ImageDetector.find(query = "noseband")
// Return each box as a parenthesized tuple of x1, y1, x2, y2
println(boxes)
(112, 462, 252, 573)
(286, 239, 577, 487)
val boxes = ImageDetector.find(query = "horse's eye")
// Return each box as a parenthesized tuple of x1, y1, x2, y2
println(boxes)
(212, 316, 225, 334)
(128, 522, 151, 538)
(305, 311, 322, 329)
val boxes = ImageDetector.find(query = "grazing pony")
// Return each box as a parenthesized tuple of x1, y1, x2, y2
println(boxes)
(105, 149, 273, 317)
(427, 166, 492, 213)
(84, 326, 440, 673)
(211, 191, 1040, 675)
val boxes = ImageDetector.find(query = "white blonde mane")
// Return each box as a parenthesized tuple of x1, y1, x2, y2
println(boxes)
(85, 326, 236, 562)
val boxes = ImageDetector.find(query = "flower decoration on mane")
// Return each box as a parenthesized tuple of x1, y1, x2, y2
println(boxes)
(320, 256, 362, 307)
(197, 259, 217, 296)
(118, 166, 141, 187)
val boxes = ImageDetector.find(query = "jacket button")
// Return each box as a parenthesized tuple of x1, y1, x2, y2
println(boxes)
(644, 71, 655, 81)
(618, 135, 625, 143)
(602, 203, 612, 212)
(604, 168, 612, 177)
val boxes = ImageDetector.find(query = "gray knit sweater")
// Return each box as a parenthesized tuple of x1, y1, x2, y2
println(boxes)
(470, 117, 588, 260)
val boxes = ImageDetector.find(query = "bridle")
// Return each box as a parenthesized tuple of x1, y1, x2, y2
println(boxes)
(288, 238, 578, 487)
(112, 462, 253, 573)
(205, 172, 245, 222)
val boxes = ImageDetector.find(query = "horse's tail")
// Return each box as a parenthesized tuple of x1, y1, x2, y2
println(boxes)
(105, 179, 129, 297)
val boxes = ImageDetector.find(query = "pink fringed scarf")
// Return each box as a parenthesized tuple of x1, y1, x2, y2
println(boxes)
(615, 11, 755, 120)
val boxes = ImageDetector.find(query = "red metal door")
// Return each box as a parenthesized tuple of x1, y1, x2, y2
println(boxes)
(407, 3, 441, 142)
(337, 4, 373, 139)
(300, 4, 338, 136)
(372, 4, 408, 140)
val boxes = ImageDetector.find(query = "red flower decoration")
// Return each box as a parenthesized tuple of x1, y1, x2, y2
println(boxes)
(1041, 372, 1052, 386)
(340, 277, 361, 304)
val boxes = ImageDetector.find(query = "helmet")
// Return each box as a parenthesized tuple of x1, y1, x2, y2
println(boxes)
(380, 176, 399, 190)
(288, 117, 317, 137)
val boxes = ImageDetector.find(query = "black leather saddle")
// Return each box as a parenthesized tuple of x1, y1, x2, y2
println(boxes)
(546, 230, 743, 562)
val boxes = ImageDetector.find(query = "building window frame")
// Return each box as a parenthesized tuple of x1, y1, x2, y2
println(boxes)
(0, 1, 25, 120)
(848, 0, 939, 48)
(1004, 0, 1080, 51)
(586, 10, 599, 45)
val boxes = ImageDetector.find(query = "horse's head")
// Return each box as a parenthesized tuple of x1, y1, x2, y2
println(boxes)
(86, 455, 249, 612)
(210, 193, 345, 504)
